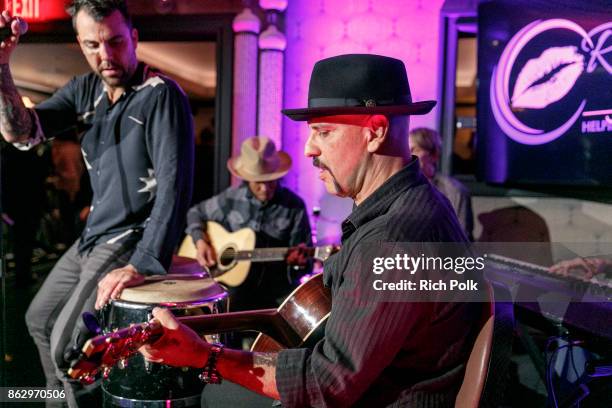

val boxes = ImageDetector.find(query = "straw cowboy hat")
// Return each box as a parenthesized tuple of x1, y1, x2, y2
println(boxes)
(227, 136, 292, 182)
(282, 54, 436, 121)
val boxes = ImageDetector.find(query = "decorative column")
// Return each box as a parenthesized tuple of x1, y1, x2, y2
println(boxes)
(257, 0, 287, 149)
(232, 8, 261, 166)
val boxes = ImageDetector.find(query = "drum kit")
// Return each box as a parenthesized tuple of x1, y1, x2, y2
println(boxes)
(100, 255, 227, 408)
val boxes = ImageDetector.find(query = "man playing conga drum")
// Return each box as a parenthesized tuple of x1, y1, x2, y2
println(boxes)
(0, 1, 193, 406)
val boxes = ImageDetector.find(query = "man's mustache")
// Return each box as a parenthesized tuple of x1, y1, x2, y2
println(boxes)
(313, 157, 327, 170)
(99, 62, 120, 71)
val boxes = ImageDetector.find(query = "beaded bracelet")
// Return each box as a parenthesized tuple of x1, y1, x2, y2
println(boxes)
(199, 343, 224, 384)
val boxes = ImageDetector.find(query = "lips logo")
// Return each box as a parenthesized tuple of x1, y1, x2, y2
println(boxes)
(491, 19, 611, 145)
(511, 46, 584, 109)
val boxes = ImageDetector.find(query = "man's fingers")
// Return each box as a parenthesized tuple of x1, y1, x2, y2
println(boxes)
(95, 286, 110, 310)
(140, 345, 164, 362)
(96, 276, 115, 309)
(152, 307, 179, 330)
(10, 19, 19, 35)
(11, 18, 27, 36)
(205, 249, 216, 266)
(95, 284, 106, 309)
(110, 282, 124, 301)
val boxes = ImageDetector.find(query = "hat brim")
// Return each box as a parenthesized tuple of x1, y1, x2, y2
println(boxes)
(227, 152, 292, 182)
(282, 100, 437, 121)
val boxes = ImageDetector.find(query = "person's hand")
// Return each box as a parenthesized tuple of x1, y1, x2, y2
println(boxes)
(549, 257, 610, 281)
(285, 243, 310, 267)
(95, 264, 145, 309)
(195, 238, 217, 268)
(140, 307, 209, 368)
(0, 11, 28, 65)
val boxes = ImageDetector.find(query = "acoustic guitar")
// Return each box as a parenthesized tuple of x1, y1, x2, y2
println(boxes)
(177, 221, 337, 287)
(67, 273, 332, 383)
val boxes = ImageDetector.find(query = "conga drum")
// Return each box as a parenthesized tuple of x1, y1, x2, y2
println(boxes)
(102, 258, 227, 407)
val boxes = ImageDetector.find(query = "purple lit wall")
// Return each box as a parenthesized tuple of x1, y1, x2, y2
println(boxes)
(258, 25, 286, 148)
(281, 0, 444, 242)
(232, 9, 260, 184)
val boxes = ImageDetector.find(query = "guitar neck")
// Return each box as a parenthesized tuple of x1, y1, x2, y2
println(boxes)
(178, 309, 302, 347)
(235, 247, 314, 262)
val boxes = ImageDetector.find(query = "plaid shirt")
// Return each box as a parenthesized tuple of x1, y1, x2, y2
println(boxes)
(186, 183, 312, 248)
(276, 160, 480, 407)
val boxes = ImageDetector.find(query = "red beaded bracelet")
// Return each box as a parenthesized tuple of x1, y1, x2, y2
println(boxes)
(199, 343, 224, 384)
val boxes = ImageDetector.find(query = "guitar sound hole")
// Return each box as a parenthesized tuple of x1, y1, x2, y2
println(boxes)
(219, 248, 236, 267)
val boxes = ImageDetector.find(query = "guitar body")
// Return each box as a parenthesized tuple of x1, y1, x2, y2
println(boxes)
(178, 222, 337, 288)
(178, 221, 256, 287)
(251, 273, 331, 353)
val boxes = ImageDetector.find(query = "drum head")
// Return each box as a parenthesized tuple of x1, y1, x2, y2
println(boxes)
(119, 278, 226, 304)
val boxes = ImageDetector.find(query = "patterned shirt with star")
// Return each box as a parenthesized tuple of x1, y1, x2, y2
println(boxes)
(26, 63, 194, 275)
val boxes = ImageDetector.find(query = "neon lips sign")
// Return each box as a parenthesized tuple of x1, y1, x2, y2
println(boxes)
(490, 19, 611, 145)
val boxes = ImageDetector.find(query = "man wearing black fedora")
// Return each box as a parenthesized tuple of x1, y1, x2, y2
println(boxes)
(142, 54, 480, 407)
(184, 135, 312, 313)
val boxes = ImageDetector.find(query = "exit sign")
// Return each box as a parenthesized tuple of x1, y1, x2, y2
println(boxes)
(3, 0, 67, 21)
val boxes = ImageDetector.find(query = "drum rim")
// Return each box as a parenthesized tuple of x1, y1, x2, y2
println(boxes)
(111, 292, 227, 309)
(102, 387, 202, 407)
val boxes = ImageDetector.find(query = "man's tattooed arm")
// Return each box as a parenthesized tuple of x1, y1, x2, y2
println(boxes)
(216, 349, 281, 400)
(0, 63, 33, 143)
(253, 352, 278, 368)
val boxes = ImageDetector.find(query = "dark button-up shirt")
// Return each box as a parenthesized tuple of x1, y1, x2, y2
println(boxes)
(26, 63, 194, 275)
(276, 159, 480, 407)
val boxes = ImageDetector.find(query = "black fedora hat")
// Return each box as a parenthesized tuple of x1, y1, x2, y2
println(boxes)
(282, 54, 436, 121)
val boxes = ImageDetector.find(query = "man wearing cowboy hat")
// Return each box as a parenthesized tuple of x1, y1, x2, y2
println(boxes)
(143, 54, 480, 407)
(185, 135, 312, 312)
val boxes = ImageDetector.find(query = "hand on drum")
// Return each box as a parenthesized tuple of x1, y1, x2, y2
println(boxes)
(95, 264, 145, 309)
(140, 307, 209, 368)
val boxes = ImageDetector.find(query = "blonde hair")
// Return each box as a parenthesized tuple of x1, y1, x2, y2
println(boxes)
(409, 127, 441, 157)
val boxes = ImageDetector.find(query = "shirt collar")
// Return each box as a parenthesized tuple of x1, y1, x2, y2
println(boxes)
(243, 182, 282, 207)
(100, 62, 148, 101)
(341, 157, 426, 241)
(127, 62, 147, 91)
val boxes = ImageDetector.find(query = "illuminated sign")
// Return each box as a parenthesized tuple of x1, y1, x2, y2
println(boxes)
(490, 19, 612, 145)
(3, 0, 67, 22)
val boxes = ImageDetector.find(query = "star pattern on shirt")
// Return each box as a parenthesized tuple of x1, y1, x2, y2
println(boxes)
(137, 168, 157, 202)
(81, 148, 92, 170)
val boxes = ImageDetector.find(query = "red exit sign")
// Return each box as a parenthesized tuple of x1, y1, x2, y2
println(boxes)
(3, 0, 67, 21)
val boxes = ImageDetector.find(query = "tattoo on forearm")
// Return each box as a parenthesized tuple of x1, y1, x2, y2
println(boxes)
(0, 63, 32, 139)
(253, 353, 278, 369)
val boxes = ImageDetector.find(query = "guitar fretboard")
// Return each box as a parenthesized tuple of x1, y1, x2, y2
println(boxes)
(232, 247, 314, 262)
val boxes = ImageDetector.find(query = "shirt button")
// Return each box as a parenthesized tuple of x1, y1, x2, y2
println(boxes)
(87, 228, 91, 232)
(96, 170, 101, 176)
